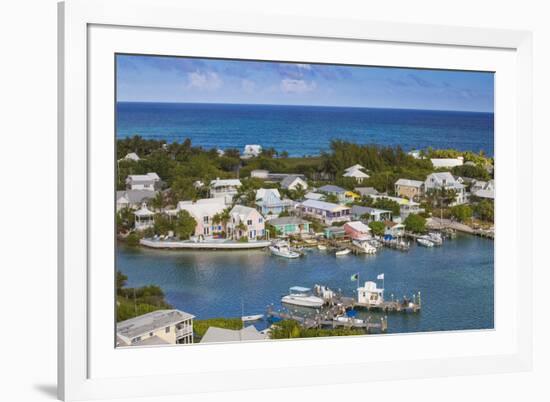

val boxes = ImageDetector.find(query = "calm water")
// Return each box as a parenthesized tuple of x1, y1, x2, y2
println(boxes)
(116, 102, 494, 157)
(117, 235, 494, 334)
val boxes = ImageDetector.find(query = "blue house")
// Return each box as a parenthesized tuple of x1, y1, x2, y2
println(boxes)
(255, 188, 293, 217)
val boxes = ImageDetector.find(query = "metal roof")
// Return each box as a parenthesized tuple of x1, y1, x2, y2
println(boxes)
(117, 309, 195, 340)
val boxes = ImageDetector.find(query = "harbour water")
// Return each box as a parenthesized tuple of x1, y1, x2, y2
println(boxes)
(116, 102, 494, 157)
(117, 234, 494, 334)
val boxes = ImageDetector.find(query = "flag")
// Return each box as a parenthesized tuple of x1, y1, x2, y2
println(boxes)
(377, 273, 384, 280)
(350, 273, 359, 281)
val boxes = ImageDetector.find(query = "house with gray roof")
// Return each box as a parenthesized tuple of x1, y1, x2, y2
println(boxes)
(424, 172, 467, 205)
(116, 309, 195, 347)
(268, 216, 311, 236)
(351, 205, 392, 222)
(116, 189, 157, 211)
(126, 172, 161, 191)
(354, 187, 379, 197)
(281, 175, 308, 191)
(200, 325, 267, 344)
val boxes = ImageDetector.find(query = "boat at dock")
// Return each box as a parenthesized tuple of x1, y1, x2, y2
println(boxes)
(241, 314, 264, 322)
(352, 239, 377, 254)
(427, 232, 443, 245)
(417, 238, 434, 247)
(335, 248, 351, 256)
(281, 286, 325, 308)
(317, 244, 327, 250)
(269, 241, 301, 258)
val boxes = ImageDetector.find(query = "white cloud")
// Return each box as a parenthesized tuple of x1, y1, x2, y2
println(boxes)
(241, 79, 256, 93)
(187, 71, 222, 91)
(280, 78, 317, 94)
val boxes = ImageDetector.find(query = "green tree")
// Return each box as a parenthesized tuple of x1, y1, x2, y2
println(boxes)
(404, 213, 427, 233)
(474, 199, 494, 222)
(116, 271, 128, 294)
(174, 210, 197, 239)
(150, 191, 166, 212)
(450, 204, 473, 223)
(368, 221, 386, 236)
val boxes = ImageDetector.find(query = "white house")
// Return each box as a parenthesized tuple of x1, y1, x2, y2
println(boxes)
(424, 172, 467, 205)
(357, 281, 384, 306)
(116, 190, 157, 211)
(116, 309, 194, 346)
(242, 144, 262, 159)
(430, 157, 464, 169)
(298, 199, 351, 225)
(210, 178, 242, 204)
(126, 172, 160, 191)
(343, 166, 370, 183)
(227, 205, 265, 240)
(470, 179, 495, 200)
(171, 198, 226, 237)
(121, 152, 140, 162)
(280, 175, 308, 191)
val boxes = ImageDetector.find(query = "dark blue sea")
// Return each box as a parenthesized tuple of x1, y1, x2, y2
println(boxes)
(116, 102, 494, 157)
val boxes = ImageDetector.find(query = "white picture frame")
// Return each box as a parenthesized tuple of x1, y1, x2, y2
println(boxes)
(58, 0, 533, 400)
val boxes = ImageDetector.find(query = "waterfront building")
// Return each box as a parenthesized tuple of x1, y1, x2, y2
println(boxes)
(116, 309, 195, 347)
(354, 187, 379, 197)
(350, 205, 392, 222)
(280, 175, 308, 191)
(242, 144, 262, 159)
(424, 172, 467, 205)
(126, 172, 161, 191)
(384, 221, 405, 238)
(357, 281, 384, 306)
(324, 226, 347, 240)
(255, 188, 293, 217)
(133, 203, 155, 230)
(470, 179, 495, 200)
(394, 178, 425, 200)
(344, 221, 372, 240)
(200, 325, 267, 343)
(430, 156, 464, 169)
(343, 165, 370, 184)
(299, 199, 351, 225)
(227, 205, 265, 240)
(269, 216, 311, 236)
(172, 198, 226, 237)
(210, 178, 242, 204)
(116, 189, 157, 212)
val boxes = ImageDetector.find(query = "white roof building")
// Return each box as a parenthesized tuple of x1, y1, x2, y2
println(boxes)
(174, 198, 226, 218)
(344, 164, 365, 173)
(126, 172, 160, 191)
(343, 167, 370, 183)
(242, 144, 262, 158)
(255, 188, 281, 200)
(200, 325, 267, 343)
(281, 175, 308, 191)
(394, 178, 424, 188)
(122, 152, 140, 161)
(430, 157, 464, 169)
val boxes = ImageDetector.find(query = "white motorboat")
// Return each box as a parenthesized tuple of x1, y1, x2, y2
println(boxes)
(335, 248, 351, 256)
(427, 232, 443, 245)
(352, 239, 377, 254)
(281, 286, 325, 308)
(317, 244, 327, 250)
(270, 241, 300, 258)
(241, 314, 264, 322)
(417, 238, 434, 247)
(334, 315, 364, 324)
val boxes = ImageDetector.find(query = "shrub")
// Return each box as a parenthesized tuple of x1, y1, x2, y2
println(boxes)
(404, 214, 427, 233)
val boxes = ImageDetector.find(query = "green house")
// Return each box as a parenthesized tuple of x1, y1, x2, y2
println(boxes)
(269, 217, 311, 236)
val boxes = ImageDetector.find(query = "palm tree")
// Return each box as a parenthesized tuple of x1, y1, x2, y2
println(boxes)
(150, 191, 166, 212)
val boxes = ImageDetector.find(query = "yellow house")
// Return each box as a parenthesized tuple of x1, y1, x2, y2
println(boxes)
(116, 309, 195, 347)
(394, 179, 424, 200)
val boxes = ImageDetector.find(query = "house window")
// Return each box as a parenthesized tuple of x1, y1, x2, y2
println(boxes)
(149, 332, 153, 337)
(247, 219, 253, 226)
(165, 326, 170, 333)
(131, 336, 141, 343)
(203, 216, 209, 224)
(259, 218, 263, 224)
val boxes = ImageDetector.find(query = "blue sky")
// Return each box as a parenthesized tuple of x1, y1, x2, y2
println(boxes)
(116, 55, 494, 112)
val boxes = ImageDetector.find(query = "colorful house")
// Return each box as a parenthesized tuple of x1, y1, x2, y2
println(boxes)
(269, 216, 311, 236)
(344, 221, 372, 240)
(255, 188, 293, 217)
(384, 221, 405, 238)
(394, 178, 424, 200)
(299, 199, 351, 225)
(227, 205, 265, 240)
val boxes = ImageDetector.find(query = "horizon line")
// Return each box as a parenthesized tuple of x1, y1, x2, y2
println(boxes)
(115, 100, 494, 114)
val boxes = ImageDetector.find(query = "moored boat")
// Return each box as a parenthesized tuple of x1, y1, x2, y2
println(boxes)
(417, 238, 434, 247)
(270, 241, 301, 258)
(335, 248, 351, 256)
(281, 286, 325, 308)
(352, 239, 377, 254)
(317, 244, 327, 250)
(241, 314, 264, 322)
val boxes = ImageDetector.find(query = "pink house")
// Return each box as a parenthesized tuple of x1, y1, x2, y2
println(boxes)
(227, 205, 265, 240)
(343, 221, 372, 240)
